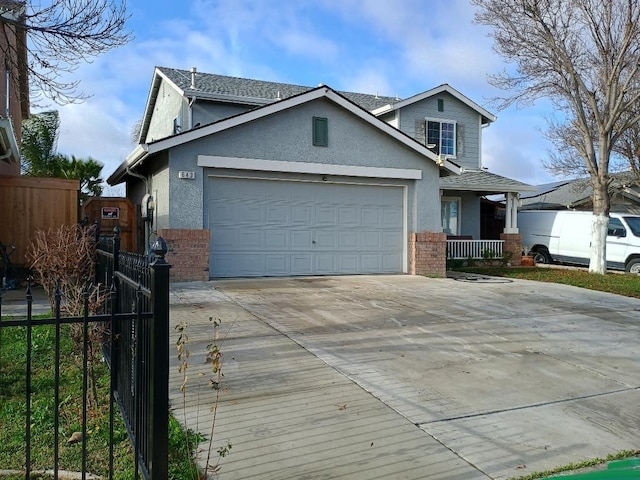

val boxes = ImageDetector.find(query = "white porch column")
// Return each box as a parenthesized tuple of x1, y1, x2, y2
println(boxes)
(503, 192, 519, 233)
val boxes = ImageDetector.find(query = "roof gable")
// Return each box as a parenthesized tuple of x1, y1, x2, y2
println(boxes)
(371, 84, 497, 125)
(108, 86, 460, 185)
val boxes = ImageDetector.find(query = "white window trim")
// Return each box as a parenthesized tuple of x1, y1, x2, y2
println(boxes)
(425, 117, 457, 159)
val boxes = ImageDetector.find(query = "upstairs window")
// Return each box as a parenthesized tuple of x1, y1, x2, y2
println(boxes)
(426, 119, 456, 157)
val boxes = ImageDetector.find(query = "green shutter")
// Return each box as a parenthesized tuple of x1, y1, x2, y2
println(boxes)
(313, 117, 328, 146)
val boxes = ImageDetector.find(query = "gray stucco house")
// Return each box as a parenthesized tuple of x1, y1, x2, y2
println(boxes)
(108, 67, 533, 280)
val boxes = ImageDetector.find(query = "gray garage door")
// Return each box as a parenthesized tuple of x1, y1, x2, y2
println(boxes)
(208, 177, 405, 277)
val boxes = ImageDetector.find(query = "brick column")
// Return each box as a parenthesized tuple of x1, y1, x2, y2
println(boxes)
(409, 231, 446, 277)
(500, 232, 522, 267)
(157, 229, 210, 282)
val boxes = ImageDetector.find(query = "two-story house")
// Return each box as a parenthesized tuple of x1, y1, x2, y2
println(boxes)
(108, 67, 532, 280)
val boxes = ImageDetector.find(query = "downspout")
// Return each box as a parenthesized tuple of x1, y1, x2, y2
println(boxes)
(188, 97, 196, 130)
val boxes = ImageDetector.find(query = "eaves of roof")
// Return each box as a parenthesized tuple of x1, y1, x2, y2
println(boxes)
(439, 169, 535, 193)
(108, 86, 460, 185)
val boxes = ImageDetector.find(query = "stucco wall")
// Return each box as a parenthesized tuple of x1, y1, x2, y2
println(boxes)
(192, 101, 250, 127)
(145, 79, 186, 143)
(447, 190, 481, 239)
(398, 92, 482, 171)
(163, 97, 441, 234)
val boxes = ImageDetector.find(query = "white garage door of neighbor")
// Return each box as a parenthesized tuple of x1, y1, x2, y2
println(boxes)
(208, 177, 405, 277)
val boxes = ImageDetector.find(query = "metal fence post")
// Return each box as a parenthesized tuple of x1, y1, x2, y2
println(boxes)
(148, 237, 170, 478)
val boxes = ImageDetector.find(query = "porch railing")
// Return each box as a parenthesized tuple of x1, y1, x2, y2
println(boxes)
(447, 239, 505, 260)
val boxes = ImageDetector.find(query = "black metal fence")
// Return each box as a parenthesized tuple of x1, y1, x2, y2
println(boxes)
(0, 227, 170, 480)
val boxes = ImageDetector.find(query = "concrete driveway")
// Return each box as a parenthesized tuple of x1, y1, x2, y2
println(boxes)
(169, 274, 640, 480)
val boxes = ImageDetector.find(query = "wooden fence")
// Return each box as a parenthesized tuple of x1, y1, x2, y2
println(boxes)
(0, 175, 79, 267)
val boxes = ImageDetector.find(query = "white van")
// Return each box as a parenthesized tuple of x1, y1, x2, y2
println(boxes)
(518, 210, 640, 273)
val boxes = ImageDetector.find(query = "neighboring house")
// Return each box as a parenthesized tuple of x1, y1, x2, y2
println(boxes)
(520, 174, 640, 214)
(108, 67, 533, 280)
(0, 0, 29, 175)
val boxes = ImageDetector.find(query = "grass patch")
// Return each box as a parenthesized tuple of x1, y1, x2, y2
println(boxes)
(455, 266, 640, 299)
(0, 321, 201, 479)
(510, 449, 640, 479)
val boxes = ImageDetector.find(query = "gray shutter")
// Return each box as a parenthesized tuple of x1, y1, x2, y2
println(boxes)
(313, 117, 328, 146)
(415, 119, 426, 145)
(456, 123, 464, 156)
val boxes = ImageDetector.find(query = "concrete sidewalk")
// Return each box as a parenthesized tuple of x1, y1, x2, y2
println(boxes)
(0, 285, 51, 317)
(169, 275, 640, 479)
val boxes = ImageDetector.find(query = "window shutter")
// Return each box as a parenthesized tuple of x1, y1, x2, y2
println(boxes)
(437, 98, 444, 112)
(313, 117, 328, 146)
(415, 119, 426, 145)
(457, 123, 464, 156)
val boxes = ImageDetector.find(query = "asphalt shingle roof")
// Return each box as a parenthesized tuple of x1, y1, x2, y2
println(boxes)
(520, 173, 640, 209)
(439, 169, 536, 193)
(158, 67, 398, 111)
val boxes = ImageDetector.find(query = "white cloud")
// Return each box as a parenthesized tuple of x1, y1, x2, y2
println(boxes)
(44, 0, 557, 190)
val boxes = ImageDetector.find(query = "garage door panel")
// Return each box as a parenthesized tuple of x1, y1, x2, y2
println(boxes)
(361, 254, 381, 271)
(337, 231, 358, 248)
(239, 205, 262, 224)
(361, 208, 381, 227)
(237, 231, 261, 249)
(382, 254, 402, 271)
(360, 231, 382, 249)
(208, 177, 404, 277)
(212, 230, 236, 248)
(338, 207, 358, 225)
(315, 231, 336, 248)
(315, 254, 336, 273)
(266, 205, 288, 224)
(316, 207, 336, 224)
(382, 207, 404, 227)
(337, 254, 358, 271)
(213, 253, 264, 276)
(265, 230, 287, 248)
(265, 255, 288, 273)
(291, 230, 312, 249)
(291, 254, 313, 273)
(382, 231, 403, 248)
(291, 206, 312, 224)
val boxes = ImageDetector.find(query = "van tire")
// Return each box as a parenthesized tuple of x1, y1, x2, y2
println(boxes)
(532, 249, 552, 264)
(626, 258, 640, 274)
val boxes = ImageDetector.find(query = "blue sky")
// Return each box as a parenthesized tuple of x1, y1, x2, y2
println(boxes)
(49, 0, 559, 194)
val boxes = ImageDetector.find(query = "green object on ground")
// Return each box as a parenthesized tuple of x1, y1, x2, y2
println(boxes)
(544, 458, 640, 478)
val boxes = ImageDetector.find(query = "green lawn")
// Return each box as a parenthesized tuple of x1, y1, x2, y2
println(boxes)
(454, 266, 640, 299)
(0, 322, 201, 479)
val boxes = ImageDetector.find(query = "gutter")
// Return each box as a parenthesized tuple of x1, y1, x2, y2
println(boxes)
(107, 143, 149, 185)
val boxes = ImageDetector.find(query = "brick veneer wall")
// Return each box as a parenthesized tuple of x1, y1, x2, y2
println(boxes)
(500, 232, 522, 267)
(409, 231, 447, 277)
(157, 229, 210, 282)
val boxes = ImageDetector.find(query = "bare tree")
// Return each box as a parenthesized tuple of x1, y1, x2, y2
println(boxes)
(613, 121, 640, 182)
(0, 0, 131, 105)
(473, 0, 640, 274)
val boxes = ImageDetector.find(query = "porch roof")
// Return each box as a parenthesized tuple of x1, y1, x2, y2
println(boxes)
(440, 169, 535, 193)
